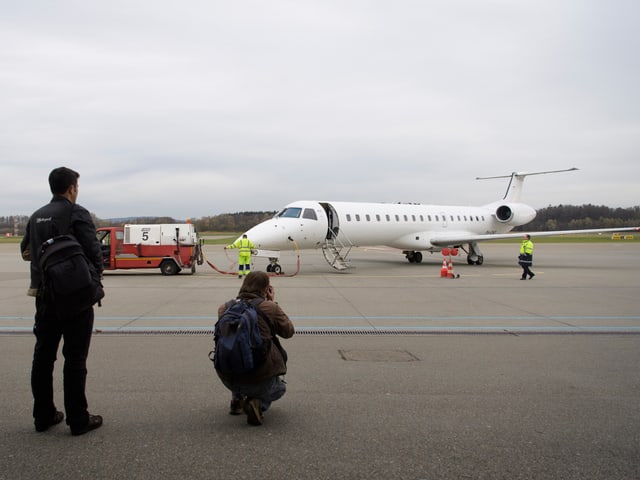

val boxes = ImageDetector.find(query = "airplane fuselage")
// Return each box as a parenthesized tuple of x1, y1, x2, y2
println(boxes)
(245, 200, 535, 252)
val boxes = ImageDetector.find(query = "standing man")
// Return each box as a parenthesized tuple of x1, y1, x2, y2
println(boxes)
(215, 272, 294, 426)
(20, 167, 104, 435)
(225, 233, 256, 278)
(519, 234, 535, 280)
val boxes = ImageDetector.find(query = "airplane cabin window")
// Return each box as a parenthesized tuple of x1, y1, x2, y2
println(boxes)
(376, 214, 381, 221)
(395, 215, 400, 222)
(346, 214, 352, 221)
(279, 207, 302, 218)
(386, 215, 391, 221)
(412, 215, 416, 222)
(428, 215, 432, 221)
(356, 214, 361, 221)
(303, 208, 318, 220)
(366, 214, 371, 221)
(435, 215, 439, 221)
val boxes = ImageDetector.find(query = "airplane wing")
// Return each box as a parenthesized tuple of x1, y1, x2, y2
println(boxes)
(430, 226, 640, 247)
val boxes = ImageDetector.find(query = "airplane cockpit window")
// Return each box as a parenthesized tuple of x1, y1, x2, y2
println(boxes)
(303, 208, 318, 220)
(278, 207, 302, 218)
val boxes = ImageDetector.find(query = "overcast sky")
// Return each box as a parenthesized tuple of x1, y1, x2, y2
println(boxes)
(2, 0, 639, 219)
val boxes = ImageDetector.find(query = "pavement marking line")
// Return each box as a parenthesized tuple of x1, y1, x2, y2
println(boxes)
(2, 326, 640, 335)
(3, 315, 640, 335)
(4, 315, 640, 321)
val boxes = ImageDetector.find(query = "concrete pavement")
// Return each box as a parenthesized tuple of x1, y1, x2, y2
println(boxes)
(1, 242, 639, 479)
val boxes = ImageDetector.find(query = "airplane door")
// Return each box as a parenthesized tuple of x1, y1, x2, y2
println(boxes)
(320, 202, 339, 240)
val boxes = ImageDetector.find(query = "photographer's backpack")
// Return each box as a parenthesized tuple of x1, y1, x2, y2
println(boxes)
(211, 298, 270, 375)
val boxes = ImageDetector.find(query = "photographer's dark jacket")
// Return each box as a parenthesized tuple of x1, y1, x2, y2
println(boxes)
(217, 292, 294, 384)
(21, 196, 103, 290)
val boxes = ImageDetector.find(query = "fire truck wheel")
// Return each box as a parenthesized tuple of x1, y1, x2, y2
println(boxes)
(160, 260, 180, 275)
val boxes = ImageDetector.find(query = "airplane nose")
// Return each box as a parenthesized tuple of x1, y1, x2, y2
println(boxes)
(245, 220, 283, 249)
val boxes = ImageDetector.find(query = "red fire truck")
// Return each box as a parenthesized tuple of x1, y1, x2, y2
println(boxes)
(97, 224, 203, 275)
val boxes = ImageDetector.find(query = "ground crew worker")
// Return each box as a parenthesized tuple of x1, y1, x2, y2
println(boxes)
(225, 234, 256, 278)
(518, 234, 535, 280)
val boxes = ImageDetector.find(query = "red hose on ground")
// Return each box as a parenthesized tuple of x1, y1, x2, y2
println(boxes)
(203, 240, 301, 277)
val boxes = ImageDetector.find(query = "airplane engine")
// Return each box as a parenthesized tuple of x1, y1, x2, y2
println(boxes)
(493, 203, 536, 225)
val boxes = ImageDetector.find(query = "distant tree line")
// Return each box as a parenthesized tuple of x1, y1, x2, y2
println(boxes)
(1, 212, 277, 236)
(92, 211, 277, 233)
(2, 205, 638, 236)
(190, 212, 277, 233)
(514, 204, 640, 231)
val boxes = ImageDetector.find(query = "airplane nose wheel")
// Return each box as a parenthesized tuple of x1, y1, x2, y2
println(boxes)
(266, 263, 282, 274)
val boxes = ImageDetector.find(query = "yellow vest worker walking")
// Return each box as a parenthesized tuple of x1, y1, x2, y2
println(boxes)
(518, 234, 535, 280)
(226, 234, 256, 278)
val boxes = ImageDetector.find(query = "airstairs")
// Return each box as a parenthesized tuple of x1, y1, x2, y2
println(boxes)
(321, 236, 351, 271)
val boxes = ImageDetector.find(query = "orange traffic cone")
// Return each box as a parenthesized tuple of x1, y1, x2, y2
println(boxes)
(447, 257, 460, 279)
(440, 259, 448, 277)
(447, 258, 454, 278)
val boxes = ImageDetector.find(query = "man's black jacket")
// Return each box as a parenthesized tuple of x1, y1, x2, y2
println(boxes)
(21, 196, 103, 289)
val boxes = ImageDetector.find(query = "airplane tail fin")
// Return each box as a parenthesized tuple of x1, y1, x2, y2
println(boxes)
(476, 167, 579, 202)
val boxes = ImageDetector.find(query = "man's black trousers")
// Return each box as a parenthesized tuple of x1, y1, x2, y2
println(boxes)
(31, 296, 94, 429)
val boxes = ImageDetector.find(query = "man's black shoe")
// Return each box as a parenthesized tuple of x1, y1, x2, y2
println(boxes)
(35, 410, 64, 432)
(71, 414, 103, 436)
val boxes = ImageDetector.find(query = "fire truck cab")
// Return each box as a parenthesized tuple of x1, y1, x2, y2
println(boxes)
(97, 224, 203, 275)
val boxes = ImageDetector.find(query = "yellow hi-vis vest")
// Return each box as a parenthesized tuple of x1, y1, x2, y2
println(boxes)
(520, 240, 533, 255)
(231, 237, 255, 255)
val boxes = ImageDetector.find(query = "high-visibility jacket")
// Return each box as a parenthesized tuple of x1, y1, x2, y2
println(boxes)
(229, 237, 255, 256)
(520, 239, 534, 255)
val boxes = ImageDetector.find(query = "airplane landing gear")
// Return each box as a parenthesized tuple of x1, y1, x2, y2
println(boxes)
(463, 241, 484, 265)
(266, 257, 282, 274)
(405, 251, 423, 263)
(467, 254, 484, 265)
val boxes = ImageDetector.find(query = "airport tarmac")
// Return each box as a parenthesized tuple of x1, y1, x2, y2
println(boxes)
(1, 242, 639, 479)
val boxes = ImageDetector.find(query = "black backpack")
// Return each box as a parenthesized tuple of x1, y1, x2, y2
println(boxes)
(39, 234, 104, 314)
(211, 298, 270, 375)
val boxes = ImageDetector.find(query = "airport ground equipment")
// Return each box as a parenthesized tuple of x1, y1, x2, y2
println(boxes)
(96, 224, 203, 275)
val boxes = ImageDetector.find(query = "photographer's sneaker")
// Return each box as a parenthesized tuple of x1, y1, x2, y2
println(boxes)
(243, 398, 263, 426)
(229, 397, 244, 415)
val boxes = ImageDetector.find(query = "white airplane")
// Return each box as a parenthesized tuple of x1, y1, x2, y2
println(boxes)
(242, 168, 639, 272)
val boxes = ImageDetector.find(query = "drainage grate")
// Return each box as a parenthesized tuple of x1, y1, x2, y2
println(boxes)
(2, 326, 640, 336)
